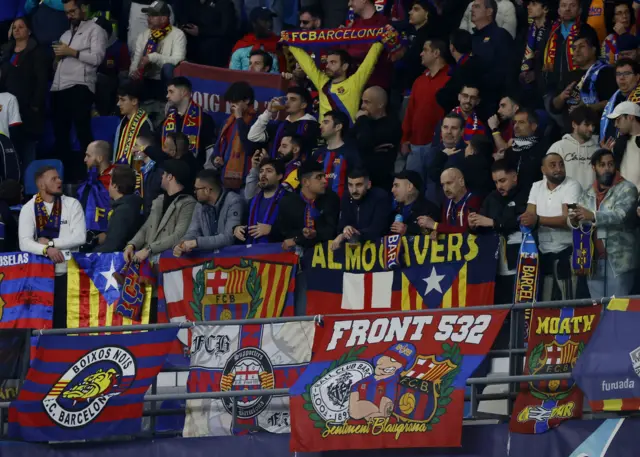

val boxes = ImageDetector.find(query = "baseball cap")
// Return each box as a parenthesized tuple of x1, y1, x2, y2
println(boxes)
(298, 159, 323, 179)
(607, 101, 640, 119)
(249, 6, 277, 23)
(142, 1, 171, 17)
(162, 159, 191, 187)
(395, 170, 424, 193)
(618, 33, 639, 52)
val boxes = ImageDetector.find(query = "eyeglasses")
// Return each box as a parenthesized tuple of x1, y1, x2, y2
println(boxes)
(193, 187, 211, 193)
(300, 20, 311, 25)
(616, 71, 635, 77)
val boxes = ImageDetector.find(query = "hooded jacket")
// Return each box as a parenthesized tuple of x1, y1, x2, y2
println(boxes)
(547, 134, 598, 191)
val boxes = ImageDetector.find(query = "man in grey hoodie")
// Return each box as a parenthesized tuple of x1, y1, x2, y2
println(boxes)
(547, 105, 599, 190)
(173, 169, 243, 256)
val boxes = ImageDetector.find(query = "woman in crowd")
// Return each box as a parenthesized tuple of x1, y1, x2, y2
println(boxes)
(0, 17, 50, 169)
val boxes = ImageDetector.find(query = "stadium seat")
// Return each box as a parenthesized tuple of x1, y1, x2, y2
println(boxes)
(24, 159, 63, 196)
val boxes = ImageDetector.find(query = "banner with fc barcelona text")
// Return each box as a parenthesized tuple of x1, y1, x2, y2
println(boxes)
(304, 234, 498, 315)
(289, 308, 509, 451)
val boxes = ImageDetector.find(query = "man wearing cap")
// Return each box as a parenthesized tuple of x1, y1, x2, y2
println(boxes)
(608, 101, 640, 190)
(129, 1, 186, 100)
(551, 27, 616, 133)
(229, 7, 284, 73)
(601, 58, 640, 142)
(390, 170, 439, 237)
(275, 160, 340, 250)
(601, 2, 637, 65)
(349, 343, 417, 421)
(125, 159, 196, 265)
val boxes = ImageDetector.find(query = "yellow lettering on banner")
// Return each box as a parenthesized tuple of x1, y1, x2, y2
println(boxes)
(318, 31, 326, 40)
(186, 119, 196, 127)
(549, 317, 559, 334)
(327, 30, 336, 40)
(95, 207, 106, 223)
(107, 209, 113, 220)
(335, 30, 343, 40)
(291, 32, 300, 40)
(401, 237, 411, 267)
(536, 316, 595, 335)
(465, 235, 479, 261)
(307, 31, 315, 41)
(447, 234, 463, 262)
(582, 314, 595, 332)
(430, 235, 445, 263)
(413, 236, 428, 265)
(312, 243, 327, 268)
(346, 243, 361, 270)
(537, 317, 549, 334)
(362, 243, 376, 271)
(327, 246, 343, 269)
(559, 317, 571, 334)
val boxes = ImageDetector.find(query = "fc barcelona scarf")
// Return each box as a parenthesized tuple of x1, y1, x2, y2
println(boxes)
(115, 109, 149, 165)
(280, 24, 404, 56)
(34, 194, 62, 240)
(77, 167, 111, 232)
(544, 20, 580, 72)
(163, 100, 203, 158)
(452, 107, 485, 142)
(134, 25, 172, 79)
(514, 225, 540, 342)
(301, 194, 319, 229)
(115, 261, 154, 321)
(521, 19, 550, 73)
(213, 108, 256, 190)
(571, 222, 594, 276)
(247, 186, 286, 244)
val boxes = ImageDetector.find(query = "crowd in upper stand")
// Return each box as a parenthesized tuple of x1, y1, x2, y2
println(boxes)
(0, 0, 639, 327)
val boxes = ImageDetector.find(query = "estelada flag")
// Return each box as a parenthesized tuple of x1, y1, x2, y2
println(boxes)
(304, 234, 497, 315)
(158, 243, 298, 367)
(8, 329, 177, 442)
(67, 253, 152, 329)
(573, 298, 640, 412)
(289, 308, 508, 451)
(510, 305, 601, 434)
(0, 252, 54, 329)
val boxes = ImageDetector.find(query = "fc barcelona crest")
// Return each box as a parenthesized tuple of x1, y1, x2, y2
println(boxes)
(527, 340, 583, 400)
(190, 260, 264, 321)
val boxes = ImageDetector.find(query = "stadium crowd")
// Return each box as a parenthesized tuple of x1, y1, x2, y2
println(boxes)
(0, 0, 639, 327)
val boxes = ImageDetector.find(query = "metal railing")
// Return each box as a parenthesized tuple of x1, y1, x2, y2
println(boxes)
(0, 295, 630, 439)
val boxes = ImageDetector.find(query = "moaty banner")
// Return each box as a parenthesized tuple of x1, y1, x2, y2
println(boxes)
(510, 305, 601, 434)
(289, 309, 508, 451)
(573, 298, 640, 412)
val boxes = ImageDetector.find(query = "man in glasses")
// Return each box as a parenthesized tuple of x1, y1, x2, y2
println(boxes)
(299, 6, 322, 30)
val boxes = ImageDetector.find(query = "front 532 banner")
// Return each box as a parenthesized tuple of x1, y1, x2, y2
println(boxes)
(304, 234, 498, 315)
(289, 309, 508, 451)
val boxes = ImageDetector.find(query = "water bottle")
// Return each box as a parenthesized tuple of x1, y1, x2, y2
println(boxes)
(394, 214, 404, 223)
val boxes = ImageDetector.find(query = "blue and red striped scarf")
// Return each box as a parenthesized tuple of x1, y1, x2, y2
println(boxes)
(34, 194, 62, 240)
(320, 149, 348, 199)
(301, 193, 319, 229)
(452, 107, 486, 142)
(247, 186, 286, 243)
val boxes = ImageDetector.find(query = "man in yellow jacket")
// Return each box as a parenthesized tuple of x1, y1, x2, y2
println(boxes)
(287, 43, 383, 124)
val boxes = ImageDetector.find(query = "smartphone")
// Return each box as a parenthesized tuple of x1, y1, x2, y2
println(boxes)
(567, 203, 578, 210)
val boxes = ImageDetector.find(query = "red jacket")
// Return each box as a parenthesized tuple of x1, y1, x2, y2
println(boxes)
(230, 33, 287, 71)
(402, 65, 450, 145)
(345, 13, 392, 89)
(438, 193, 483, 234)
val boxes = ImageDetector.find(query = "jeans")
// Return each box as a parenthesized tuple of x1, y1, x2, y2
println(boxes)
(587, 259, 635, 299)
(51, 85, 94, 183)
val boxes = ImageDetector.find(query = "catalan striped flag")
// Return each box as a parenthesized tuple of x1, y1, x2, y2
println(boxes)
(158, 244, 298, 367)
(0, 252, 54, 329)
(8, 329, 177, 442)
(573, 298, 640, 412)
(67, 253, 152, 329)
(304, 234, 497, 315)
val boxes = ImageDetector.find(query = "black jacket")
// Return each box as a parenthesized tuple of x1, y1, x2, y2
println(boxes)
(0, 200, 18, 253)
(0, 38, 50, 137)
(478, 185, 529, 270)
(503, 138, 548, 197)
(94, 194, 144, 253)
(429, 149, 495, 201)
(338, 187, 391, 242)
(274, 191, 340, 247)
(352, 114, 402, 191)
(179, 0, 238, 67)
(471, 22, 514, 108)
(145, 145, 203, 194)
(401, 23, 447, 91)
(436, 55, 485, 114)
(395, 197, 440, 236)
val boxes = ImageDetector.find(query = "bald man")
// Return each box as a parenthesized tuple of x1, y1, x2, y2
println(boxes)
(418, 168, 484, 234)
(353, 86, 402, 192)
(78, 140, 116, 250)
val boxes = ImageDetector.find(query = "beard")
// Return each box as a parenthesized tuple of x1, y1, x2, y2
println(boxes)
(278, 151, 294, 163)
(597, 171, 615, 187)
(546, 174, 565, 185)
